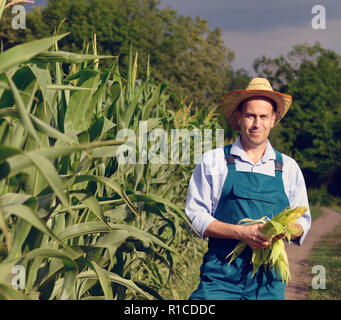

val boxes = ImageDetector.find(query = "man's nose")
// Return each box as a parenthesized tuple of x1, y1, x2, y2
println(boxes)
(253, 116, 260, 127)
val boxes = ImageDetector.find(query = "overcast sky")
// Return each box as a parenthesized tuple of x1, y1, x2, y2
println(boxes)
(158, 0, 341, 73)
(25, 0, 341, 74)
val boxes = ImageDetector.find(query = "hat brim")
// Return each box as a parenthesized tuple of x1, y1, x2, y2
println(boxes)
(221, 89, 292, 131)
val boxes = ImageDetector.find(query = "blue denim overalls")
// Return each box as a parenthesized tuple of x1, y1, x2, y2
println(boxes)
(190, 144, 289, 300)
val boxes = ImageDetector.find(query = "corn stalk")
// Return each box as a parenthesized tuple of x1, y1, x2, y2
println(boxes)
(0, 32, 204, 300)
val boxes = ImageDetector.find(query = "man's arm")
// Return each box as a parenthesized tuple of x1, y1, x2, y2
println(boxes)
(204, 220, 270, 250)
(185, 149, 271, 250)
(185, 150, 225, 238)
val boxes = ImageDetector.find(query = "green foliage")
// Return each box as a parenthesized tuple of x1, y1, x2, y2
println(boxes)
(0, 10, 23, 51)
(254, 43, 341, 190)
(307, 186, 332, 207)
(307, 222, 341, 300)
(3, 0, 235, 109)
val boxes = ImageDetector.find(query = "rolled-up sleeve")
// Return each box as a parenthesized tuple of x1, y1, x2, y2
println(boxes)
(185, 156, 217, 238)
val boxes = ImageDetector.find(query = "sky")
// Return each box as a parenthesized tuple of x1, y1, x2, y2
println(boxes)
(24, 0, 341, 73)
(158, 0, 341, 73)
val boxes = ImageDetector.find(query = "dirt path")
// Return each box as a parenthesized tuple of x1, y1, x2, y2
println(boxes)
(285, 207, 341, 300)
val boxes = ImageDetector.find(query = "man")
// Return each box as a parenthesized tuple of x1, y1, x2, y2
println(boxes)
(186, 78, 311, 300)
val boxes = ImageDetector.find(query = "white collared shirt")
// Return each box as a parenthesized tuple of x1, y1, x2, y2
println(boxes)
(185, 136, 311, 246)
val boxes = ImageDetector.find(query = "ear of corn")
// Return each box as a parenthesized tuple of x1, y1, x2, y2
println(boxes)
(225, 206, 308, 284)
(225, 241, 247, 263)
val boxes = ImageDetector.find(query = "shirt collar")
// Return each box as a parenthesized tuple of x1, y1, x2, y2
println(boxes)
(230, 135, 276, 164)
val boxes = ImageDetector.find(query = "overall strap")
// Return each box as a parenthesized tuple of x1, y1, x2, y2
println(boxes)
(223, 144, 236, 167)
(224, 144, 284, 175)
(274, 149, 284, 176)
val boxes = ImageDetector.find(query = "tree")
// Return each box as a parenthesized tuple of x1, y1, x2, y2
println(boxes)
(19, 0, 234, 109)
(0, 7, 26, 50)
(254, 43, 341, 190)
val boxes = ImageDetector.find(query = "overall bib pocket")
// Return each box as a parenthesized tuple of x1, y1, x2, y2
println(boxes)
(231, 183, 279, 224)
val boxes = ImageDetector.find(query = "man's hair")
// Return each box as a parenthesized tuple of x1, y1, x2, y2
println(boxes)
(237, 96, 277, 113)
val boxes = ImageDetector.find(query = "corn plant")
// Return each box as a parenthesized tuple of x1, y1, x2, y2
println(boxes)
(0, 30, 207, 300)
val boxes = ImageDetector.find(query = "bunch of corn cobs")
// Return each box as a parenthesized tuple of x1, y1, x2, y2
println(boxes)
(226, 206, 308, 284)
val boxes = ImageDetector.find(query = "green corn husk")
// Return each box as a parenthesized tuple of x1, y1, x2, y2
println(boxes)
(225, 206, 308, 284)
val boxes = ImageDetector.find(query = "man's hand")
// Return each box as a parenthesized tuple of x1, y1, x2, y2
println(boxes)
(288, 223, 303, 241)
(203, 220, 302, 248)
(272, 223, 303, 242)
(238, 224, 270, 250)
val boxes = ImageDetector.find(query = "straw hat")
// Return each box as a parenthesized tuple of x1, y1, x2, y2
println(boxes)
(221, 78, 292, 131)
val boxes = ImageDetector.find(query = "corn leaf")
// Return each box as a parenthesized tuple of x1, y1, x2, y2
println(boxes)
(77, 269, 153, 300)
(22, 248, 78, 300)
(0, 34, 69, 73)
(6, 73, 40, 145)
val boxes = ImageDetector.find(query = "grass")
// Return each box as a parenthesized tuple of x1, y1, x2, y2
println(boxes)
(327, 204, 341, 215)
(306, 200, 341, 300)
(306, 222, 341, 300)
(310, 206, 323, 220)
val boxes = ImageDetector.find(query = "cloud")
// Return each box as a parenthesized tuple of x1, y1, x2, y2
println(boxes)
(159, 0, 341, 31)
(222, 19, 341, 73)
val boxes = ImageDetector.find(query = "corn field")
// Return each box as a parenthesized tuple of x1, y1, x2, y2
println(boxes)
(0, 28, 223, 300)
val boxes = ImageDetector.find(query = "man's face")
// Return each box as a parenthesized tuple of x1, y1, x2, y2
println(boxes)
(236, 98, 276, 148)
